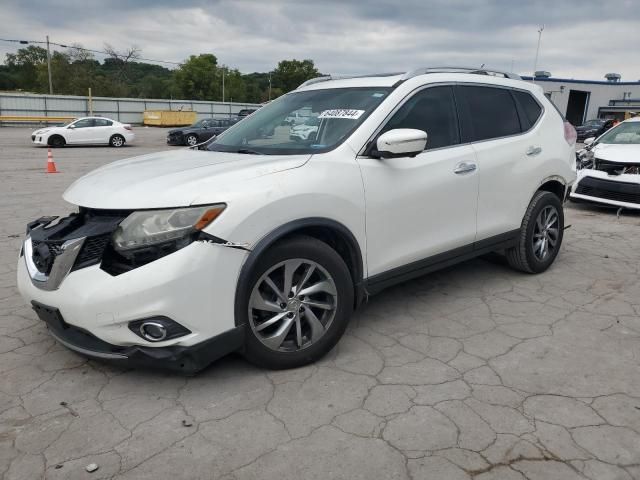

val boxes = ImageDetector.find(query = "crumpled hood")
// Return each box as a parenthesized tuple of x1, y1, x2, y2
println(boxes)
(592, 143, 640, 164)
(64, 149, 311, 209)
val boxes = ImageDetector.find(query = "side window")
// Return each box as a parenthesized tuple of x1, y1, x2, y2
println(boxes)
(512, 90, 542, 130)
(73, 119, 94, 128)
(456, 86, 521, 142)
(382, 86, 459, 150)
(94, 119, 113, 127)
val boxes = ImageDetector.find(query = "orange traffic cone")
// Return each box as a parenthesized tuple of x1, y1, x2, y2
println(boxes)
(46, 147, 59, 174)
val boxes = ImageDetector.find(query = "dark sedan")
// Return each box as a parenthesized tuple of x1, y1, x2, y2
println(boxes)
(166, 118, 239, 146)
(575, 119, 615, 142)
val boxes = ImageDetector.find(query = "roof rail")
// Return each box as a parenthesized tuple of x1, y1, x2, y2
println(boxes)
(296, 67, 521, 90)
(400, 66, 521, 81)
(297, 72, 404, 89)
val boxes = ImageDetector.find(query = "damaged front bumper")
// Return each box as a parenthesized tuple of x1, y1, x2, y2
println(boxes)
(31, 301, 244, 373)
(570, 169, 640, 209)
(17, 212, 250, 370)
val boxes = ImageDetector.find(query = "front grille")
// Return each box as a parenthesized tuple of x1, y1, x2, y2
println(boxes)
(31, 240, 65, 274)
(32, 240, 65, 257)
(28, 209, 128, 279)
(72, 234, 112, 270)
(594, 158, 640, 175)
(576, 176, 640, 205)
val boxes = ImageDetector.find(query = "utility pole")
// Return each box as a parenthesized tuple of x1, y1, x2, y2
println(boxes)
(268, 72, 272, 101)
(46, 35, 53, 94)
(221, 66, 225, 103)
(532, 25, 545, 82)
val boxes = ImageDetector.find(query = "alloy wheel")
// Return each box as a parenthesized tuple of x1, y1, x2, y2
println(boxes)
(248, 259, 338, 352)
(112, 136, 124, 147)
(186, 135, 198, 146)
(532, 205, 559, 261)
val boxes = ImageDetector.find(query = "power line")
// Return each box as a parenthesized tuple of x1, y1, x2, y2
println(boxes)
(0, 37, 183, 66)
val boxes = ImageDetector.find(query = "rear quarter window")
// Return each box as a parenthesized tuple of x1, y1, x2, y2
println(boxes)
(456, 85, 521, 142)
(512, 90, 543, 130)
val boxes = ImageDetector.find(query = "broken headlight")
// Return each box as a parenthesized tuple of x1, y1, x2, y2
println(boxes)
(112, 204, 226, 252)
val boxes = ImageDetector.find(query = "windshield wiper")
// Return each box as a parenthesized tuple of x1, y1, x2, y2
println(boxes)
(234, 148, 263, 155)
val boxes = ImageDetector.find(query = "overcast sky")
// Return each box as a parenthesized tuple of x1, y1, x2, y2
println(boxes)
(2, 0, 639, 81)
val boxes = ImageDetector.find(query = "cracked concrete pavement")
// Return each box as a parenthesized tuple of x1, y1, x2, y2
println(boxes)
(1, 128, 640, 479)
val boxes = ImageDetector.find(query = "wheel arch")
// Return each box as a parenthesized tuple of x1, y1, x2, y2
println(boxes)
(537, 176, 566, 201)
(234, 218, 365, 328)
(47, 133, 66, 146)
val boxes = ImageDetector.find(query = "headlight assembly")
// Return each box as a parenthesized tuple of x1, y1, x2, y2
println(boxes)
(112, 204, 226, 252)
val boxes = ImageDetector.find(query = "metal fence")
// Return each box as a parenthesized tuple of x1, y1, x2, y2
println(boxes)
(0, 92, 262, 125)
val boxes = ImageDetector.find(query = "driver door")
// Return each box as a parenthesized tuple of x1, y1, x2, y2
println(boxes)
(356, 85, 479, 278)
(65, 118, 95, 144)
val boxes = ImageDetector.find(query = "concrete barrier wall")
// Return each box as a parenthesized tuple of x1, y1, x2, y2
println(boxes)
(0, 92, 261, 125)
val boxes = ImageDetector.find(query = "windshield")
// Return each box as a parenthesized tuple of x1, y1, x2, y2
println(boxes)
(62, 118, 78, 126)
(583, 119, 603, 127)
(191, 119, 209, 128)
(597, 122, 640, 144)
(208, 87, 391, 155)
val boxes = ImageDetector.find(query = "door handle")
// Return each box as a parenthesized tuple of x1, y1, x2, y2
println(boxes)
(526, 146, 542, 156)
(454, 162, 477, 174)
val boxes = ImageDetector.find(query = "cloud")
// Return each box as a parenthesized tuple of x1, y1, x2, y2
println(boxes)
(1, 0, 639, 81)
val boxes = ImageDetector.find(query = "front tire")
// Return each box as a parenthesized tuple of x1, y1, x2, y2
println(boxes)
(506, 191, 564, 273)
(48, 135, 65, 148)
(185, 134, 198, 146)
(240, 236, 353, 369)
(109, 134, 125, 147)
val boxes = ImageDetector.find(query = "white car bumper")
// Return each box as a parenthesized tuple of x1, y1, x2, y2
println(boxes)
(570, 169, 640, 210)
(17, 239, 248, 370)
(31, 134, 48, 145)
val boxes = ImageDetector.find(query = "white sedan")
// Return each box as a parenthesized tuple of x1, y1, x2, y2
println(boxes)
(31, 117, 135, 147)
(571, 117, 640, 210)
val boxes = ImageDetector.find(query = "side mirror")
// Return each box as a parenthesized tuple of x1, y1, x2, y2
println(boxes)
(583, 137, 595, 146)
(373, 129, 427, 158)
(68, 125, 76, 129)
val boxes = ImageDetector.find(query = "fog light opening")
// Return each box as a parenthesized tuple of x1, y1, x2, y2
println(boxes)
(128, 316, 191, 342)
(139, 322, 168, 342)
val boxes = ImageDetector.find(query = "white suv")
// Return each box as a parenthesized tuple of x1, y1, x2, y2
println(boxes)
(17, 68, 577, 372)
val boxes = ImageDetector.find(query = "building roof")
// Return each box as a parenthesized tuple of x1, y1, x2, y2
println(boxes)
(521, 76, 640, 86)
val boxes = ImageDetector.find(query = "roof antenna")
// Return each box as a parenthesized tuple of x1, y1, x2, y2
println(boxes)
(479, 63, 485, 69)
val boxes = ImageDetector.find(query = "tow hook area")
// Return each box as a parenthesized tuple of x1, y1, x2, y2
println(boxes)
(198, 232, 252, 252)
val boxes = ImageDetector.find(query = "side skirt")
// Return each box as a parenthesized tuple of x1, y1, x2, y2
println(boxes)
(364, 229, 520, 296)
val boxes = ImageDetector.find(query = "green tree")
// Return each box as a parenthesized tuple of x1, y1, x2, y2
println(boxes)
(223, 68, 247, 103)
(172, 54, 220, 100)
(272, 59, 320, 93)
(5, 45, 48, 91)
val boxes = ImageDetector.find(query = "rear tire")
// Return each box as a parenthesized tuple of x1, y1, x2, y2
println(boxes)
(506, 191, 564, 273)
(240, 236, 353, 369)
(48, 135, 65, 148)
(109, 134, 125, 147)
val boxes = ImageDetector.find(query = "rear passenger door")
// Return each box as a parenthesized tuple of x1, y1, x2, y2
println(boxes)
(91, 118, 114, 143)
(455, 85, 543, 241)
(357, 85, 479, 277)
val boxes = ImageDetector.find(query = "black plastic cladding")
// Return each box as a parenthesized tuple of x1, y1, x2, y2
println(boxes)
(28, 210, 128, 273)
